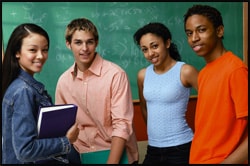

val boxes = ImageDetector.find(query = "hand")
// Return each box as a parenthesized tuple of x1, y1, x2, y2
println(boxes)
(66, 123, 79, 144)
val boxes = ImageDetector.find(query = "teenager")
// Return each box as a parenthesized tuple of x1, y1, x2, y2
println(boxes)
(133, 22, 198, 164)
(2, 23, 79, 164)
(55, 18, 139, 164)
(184, 4, 248, 164)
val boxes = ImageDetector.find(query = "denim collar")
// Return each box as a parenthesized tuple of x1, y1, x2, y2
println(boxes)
(18, 69, 45, 95)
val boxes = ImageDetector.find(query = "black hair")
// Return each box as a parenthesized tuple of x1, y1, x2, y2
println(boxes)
(2, 23, 49, 102)
(184, 4, 224, 29)
(133, 22, 181, 61)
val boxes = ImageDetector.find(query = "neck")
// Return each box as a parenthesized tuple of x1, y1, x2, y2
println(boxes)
(205, 45, 227, 63)
(154, 58, 176, 74)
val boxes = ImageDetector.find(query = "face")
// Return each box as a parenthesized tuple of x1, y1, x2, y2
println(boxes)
(185, 14, 224, 59)
(16, 33, 49, 76)
(66, 30, 98, 71)
(139, 33, 170, 66)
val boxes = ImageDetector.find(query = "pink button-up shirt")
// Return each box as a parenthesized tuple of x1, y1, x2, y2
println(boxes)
(55, 54, 138, 163)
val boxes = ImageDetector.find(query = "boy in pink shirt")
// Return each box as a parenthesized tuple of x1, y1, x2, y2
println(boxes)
(55, 17, 139, 164)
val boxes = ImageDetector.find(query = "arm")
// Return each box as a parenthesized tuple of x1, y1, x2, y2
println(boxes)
(55, 77, 67, 104)
(66, 123, 79, 144)
(107, 71, 135, 163)
(107, 136, 126, 164)
(221, 67, 248, 164)
(181, 64, 199, 91)
(221, 122, 248, 164)
(137, 68, 147, 123)
(13, 87, 71, 162)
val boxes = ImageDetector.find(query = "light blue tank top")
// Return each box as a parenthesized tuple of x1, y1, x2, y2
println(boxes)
(144, 62, 193, 147)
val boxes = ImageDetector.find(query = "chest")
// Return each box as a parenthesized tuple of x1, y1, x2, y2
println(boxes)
(143, 69, 189, 103)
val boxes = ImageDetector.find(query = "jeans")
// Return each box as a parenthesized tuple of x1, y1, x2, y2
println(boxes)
(143, 141, 191, 164)
(68, 145, 81, 164)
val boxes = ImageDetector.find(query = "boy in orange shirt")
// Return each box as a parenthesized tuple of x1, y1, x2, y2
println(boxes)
(184, 4, 248, 164)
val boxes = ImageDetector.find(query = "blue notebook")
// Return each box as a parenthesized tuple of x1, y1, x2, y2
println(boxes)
(37, 104, 77, 138)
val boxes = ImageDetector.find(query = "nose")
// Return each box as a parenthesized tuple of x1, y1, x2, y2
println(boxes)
(148, 48, 154, 57)
(36, 51, 44, 59)
(82, 42, 88, 51)
(191, 31, 200, 42)
(36, 50, 48, 60)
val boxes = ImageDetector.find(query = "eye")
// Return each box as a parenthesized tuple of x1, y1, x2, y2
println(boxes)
(141, 47, 147, 53)
(185, 31, 192, 37)
(198, 27, 206, 33)
(74, 41, 82, 45)
(152, 44, 158, 49)
(42, 48, 49, 53)
(29, 48, 37, 53)
(86, 40, 95, 45)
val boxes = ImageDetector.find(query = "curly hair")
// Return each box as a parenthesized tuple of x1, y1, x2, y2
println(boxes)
(133, 22, 181, 61)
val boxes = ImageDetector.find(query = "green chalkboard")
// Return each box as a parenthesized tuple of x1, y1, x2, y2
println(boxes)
(2, 2, 243, 101)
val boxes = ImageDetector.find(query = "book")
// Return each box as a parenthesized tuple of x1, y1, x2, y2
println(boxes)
(80, 149, 128, 164)
(37, 104, 78, 138)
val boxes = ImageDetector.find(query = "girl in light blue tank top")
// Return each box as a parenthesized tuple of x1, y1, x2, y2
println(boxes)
(134, 22, 198, 164)
(144, 62, 192, 147)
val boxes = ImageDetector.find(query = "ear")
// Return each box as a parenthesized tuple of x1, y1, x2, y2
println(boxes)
(95, 40, 99, 47)
(217, 25, 224, 38)
(66, 41, 71, 50)
(15, 51, 20, 58)
(165, 39, 171, 49)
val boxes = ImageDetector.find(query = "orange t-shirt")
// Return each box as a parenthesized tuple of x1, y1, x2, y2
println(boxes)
(190, 51, 248, 164)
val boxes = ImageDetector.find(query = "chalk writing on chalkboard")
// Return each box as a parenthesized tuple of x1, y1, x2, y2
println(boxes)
(2, 2, 243, 100)
(23, 3, 47, 24)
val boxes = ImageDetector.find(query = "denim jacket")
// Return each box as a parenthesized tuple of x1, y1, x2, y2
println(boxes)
(2, 69, 71, 164)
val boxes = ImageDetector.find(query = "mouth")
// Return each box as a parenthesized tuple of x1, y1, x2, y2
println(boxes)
(33, 61, 43, 67)
(79, 53, 90, 59)
(149, 57, 158, 64)
(192, 44, 202, 52)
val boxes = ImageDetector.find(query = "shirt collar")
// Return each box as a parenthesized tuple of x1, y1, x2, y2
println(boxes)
(88, 53, 103, 76)
(70, 53, 103, 78)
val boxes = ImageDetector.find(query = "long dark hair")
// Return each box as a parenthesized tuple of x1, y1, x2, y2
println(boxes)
(133, 22, 181, 61)
(2, 23, 49, 102)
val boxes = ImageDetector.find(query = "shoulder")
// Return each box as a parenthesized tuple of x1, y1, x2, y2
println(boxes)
(103, 59, 128, 76)
(138, 68, 146, 77)
(227, 51, 247, 68)
(180, 63, 199, 89)
(5, 79, 33, 100)
(137, 68, 146, 83)
(10, 77, 31, 91)
(58, 64, 75, 80)
(181, 63, 199, 76)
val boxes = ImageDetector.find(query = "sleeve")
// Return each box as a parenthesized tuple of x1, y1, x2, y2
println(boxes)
(55, 75, 67, 105)
(230, 67, 248, 118)
(12, 87, 70, 162)
(110, 71, 134, 141)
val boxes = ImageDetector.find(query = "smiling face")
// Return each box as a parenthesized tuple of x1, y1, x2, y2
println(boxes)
(66, 30, 98, 71)
(185, 14, 224, 62)
(16, 33, 49, 76)
(139, 33, 170, 67)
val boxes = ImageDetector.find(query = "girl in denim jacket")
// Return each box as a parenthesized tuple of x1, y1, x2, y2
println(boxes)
(2, 23, 79, 164)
